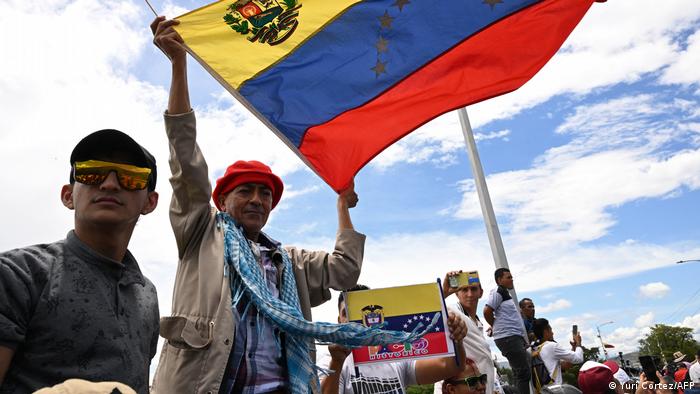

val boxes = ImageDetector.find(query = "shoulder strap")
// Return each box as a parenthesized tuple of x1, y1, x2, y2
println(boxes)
(551, 363, 559, 380)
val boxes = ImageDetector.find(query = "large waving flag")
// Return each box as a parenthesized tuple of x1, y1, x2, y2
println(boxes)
(344, 282, 453, 365)
(175, 0, 598, 192)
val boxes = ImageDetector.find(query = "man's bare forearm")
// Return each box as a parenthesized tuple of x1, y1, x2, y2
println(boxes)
(321, 358, 345, 394)
(484, 306, 495, 327)
(168, 59, 190, 115)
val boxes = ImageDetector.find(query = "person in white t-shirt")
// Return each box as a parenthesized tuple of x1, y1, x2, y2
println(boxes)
(484, 268, 531, 394)
(690, 350, 700, 384)
(531, 318, 584, 386)
(319, 285, 469, 394)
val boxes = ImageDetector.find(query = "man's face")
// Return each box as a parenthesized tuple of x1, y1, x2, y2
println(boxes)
(521, 300, 535, 318)
(497, 272, 514, 289)
(544, 325, 554, 341)
(445, 363, 486, 394)
(220, 183, 273, 239)
(63, 171, 157, 229)
(456, 284, 483, 312)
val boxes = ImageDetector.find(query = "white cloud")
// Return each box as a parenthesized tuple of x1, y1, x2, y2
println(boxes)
(639, 282, 671, 299)
(661, 30, 700, 86)
(605, 325, 651, 354)
(475, 129, 511, 142)
(281, 185, 321, 200)
(301, 228, 700, 320)
(370, 114, 464, 170)
(538, 299, 573, 313)
(546, 316, 647, 355)
(561, 312, 700, 355)
(0, 0, 167, 250)
(160, 1, 189, 18)
(676, 313, 700, 341)
(635, 312, 655, 328)
(451, 94, 700, 254)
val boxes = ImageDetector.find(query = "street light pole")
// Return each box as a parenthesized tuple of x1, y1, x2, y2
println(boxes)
(597, 321, 614, 360)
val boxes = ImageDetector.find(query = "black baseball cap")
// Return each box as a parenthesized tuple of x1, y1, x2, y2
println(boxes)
(69, 129, 157, 191)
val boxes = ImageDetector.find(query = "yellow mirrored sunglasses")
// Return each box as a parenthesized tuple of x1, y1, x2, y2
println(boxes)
(73, 160, 151, 191)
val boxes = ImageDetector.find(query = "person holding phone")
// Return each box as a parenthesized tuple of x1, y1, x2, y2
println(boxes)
(532, 318, 584, 387)
(635, 371, 677, 394)
(639, 356, 662, 384)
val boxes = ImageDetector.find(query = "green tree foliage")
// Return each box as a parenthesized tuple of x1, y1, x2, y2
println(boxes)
(561, 347, 603, 387)
(497, 366, 514, 386)
(407, 384, 434, 394)
(638, 324, 699, 364)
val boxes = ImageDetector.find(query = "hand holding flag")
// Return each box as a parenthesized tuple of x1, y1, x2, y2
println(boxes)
(151, 16, 186, 63)
(338, 179, 358, 209)
(446, 311, 468, 343)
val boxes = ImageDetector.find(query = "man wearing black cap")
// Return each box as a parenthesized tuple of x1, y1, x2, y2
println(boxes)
(0, 130, 160, 393)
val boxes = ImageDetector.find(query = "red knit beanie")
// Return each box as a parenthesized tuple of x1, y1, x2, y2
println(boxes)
(212, 160, 283, 210)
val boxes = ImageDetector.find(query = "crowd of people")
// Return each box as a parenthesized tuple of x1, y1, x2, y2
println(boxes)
(0, 15, 698, 394)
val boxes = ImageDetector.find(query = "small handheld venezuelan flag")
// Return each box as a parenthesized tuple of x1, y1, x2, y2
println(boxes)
(344, 282, 453, 365)
(174, 0, 599, 192)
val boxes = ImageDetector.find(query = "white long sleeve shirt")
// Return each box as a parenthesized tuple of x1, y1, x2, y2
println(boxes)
(538, 341, 584, 385)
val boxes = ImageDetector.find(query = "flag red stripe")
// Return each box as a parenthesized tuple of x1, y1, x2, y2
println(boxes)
(352, 332, 450, 364)
(299, 0, 594, 192)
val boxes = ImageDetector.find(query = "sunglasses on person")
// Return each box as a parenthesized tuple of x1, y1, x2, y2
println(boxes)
(73, 160, 151, 191)
(447, 374, 487, 389)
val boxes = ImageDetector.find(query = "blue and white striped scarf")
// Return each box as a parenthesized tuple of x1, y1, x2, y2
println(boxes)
(219, 213, 438, 394)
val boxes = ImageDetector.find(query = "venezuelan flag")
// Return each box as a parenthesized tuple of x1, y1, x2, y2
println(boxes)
(344, 282, 452, 365)
(175, 0, 598, 192)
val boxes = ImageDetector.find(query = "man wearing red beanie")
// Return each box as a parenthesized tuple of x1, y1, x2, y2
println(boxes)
(151, 17, 367, 394)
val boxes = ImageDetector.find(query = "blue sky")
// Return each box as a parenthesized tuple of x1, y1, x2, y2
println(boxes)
(1, 0, 699, 367)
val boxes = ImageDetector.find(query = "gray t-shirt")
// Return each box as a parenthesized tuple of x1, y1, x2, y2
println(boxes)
(485, 286, 525, 340)
(0, 231, 159, 394)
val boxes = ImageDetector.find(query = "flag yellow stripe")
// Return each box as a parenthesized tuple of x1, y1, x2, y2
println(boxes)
(175, 0, 362, 89)
(346, 283, 443, 321)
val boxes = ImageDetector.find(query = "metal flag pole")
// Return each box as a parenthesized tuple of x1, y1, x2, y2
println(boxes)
(457, 107, 528, 341)
(144, 0, 158, 17)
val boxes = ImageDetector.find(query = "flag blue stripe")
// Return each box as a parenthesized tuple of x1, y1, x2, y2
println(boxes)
(350, 311, 444, 332)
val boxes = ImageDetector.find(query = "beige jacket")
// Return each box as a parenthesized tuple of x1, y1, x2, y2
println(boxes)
(151, 111, 365, 393)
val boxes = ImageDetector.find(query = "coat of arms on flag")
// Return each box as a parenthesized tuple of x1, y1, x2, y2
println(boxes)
(223, 0, 301, 45)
